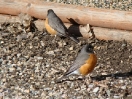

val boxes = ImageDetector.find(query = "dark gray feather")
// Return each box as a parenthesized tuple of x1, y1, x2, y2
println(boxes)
(47, 9, 68, 36)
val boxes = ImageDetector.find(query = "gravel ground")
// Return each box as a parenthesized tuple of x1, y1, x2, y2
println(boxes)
(0, 0, 132, 99)
(0, 22, 132, 99)
(44, 0, 132, 11)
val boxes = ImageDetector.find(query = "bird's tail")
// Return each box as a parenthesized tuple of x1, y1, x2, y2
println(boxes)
(66, 32, 79, 43)
(69, 36, 79, 43)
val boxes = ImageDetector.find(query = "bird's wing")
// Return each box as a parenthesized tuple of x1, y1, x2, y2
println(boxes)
(64, 53, 89, 76)
(48, 15, 68, 36)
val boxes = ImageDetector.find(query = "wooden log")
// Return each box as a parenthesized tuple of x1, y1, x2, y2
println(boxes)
(0, 14, 132, 43)
(0, 0, 132, 31)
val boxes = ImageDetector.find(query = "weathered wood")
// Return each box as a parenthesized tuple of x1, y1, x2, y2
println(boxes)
(0, 0, 132, 30)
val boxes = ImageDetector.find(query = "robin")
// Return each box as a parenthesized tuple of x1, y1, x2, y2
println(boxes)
(44, 9, 79, 43)
(56, 44, 97, 83)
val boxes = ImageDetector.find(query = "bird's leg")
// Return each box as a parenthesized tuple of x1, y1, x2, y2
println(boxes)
(87, 74, 93, 82)
(82, 76, 89, 89)
(52, 35, 57, 43)
(82, 74, 93, 89)
(62, 38, 64, 47)
(43, 29, 47, 36)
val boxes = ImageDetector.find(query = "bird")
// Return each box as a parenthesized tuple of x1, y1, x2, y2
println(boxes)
(56, 44, 97, 83)
(44, 9, 79, 43)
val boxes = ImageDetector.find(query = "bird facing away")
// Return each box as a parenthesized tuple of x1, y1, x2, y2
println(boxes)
(44, 9, 79, 43)
(56, 44, 97, 83)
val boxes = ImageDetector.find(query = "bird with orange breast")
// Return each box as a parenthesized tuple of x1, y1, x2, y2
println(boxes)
(44, 9, 79, 43)
(56, 44, 97, 83)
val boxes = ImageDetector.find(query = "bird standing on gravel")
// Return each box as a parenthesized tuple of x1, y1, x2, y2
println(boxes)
(56, 44, 97, 83)
(44, 9, 79, 43)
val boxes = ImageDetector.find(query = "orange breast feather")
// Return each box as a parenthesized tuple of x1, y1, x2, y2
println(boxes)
(44, 18, 57, 35)
(79, 54, 97, 75)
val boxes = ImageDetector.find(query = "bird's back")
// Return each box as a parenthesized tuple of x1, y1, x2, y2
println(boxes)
(47, 10, 68, 36)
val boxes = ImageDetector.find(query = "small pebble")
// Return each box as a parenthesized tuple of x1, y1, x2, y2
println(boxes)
(93, 87, 99, 93)
(17, 53, 21, 58)
(37, 57, 43, 60)
(106, 90, 111, 97)
(119, 80, 124, 83)
(9, 67, 15, 72)
(24, 89, 30, 93)
(46, 51, 54, 55)
(40, 41, 45, 46)
(69, 47, 73, 50)
(121, 86, 126, 90)
(1, 41, 4, 44)
(41, 92, 46, 97)
(113, 95, 120, 98)
(58, 42, 63, 47)
(88, 84, 94, 88)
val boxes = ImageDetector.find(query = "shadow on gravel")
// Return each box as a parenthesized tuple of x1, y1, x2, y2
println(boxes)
(92, 70, 132, 81)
